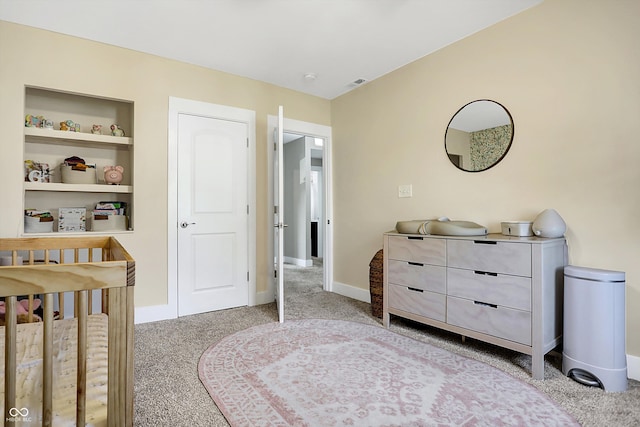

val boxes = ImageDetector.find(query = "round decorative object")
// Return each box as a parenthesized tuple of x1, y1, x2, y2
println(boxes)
(445, 99, 514, 172)
(532, 209, 566, 238)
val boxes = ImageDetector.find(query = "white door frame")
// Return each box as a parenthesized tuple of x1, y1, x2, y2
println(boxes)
(267, 115, 333, 297)
(167, 97, 256, 319)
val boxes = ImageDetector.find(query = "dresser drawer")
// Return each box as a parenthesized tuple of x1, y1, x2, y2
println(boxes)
(446, 296, 531, 346)
(388, 284, 446, 322)
(447, 268, 531, 311)
(388, 235, 446, 265)
(447, 239, 531, 277)
(388, 259, 446, 293)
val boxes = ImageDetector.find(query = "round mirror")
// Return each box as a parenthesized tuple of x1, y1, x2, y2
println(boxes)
(445, 100, 514, 172)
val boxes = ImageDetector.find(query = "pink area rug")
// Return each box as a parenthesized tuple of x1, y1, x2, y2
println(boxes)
(198, 319, 578, 426)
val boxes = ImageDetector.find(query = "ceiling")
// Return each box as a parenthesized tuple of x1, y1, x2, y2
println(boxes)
(0, 0, 542, 100)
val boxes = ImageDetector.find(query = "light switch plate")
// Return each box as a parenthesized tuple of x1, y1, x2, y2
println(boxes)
(398, 184, 412, 198)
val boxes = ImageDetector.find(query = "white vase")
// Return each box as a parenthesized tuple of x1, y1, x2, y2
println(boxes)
(532, 209, 566, 238)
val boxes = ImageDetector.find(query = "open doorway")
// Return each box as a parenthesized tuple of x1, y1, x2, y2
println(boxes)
(281, 134, 323, 266)
(281, 133, 325, 292)
(266, 114, 333, 313)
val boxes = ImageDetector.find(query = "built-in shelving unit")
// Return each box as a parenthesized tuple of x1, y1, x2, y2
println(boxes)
(23, 86, 134, 235)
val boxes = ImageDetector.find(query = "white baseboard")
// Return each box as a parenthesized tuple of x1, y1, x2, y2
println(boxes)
(135, 292, 273, 325)
(332, 280, 371, 303)
(135, 303, 177, 324)
(255, 290, 274, 305)
(284, 256, 312, 267)
(628, 354, 640, 381)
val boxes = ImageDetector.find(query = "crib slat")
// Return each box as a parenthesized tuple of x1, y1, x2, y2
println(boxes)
(3, 296, 17, 423)
(27, 295, 34, 323)
(42, 293, 54, 427)
(125, 285, 135, 424)
(76, 290, 88, 426)
(108, 287, 128, 427)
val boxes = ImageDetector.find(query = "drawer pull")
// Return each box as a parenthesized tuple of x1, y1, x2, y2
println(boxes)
(408, 261, 424, 267)
(407, 287, 424, 293)
(474, 301, 498, 309)
(407, 236, 424, 240)
(473, 240, 497, 245)
(474, 270, 498, 277)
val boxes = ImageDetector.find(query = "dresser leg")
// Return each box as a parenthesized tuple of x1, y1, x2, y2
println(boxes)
(383, 312, 390, 328)
(531, 349, 544, 380)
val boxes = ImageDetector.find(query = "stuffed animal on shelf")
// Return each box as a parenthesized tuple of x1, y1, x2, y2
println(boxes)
(59, 121, 70, 131)
(110, 124, 125, 137)
(104, 165, 124, 184)
(91, 124, 103, 134)
(0, 298, 42, 325)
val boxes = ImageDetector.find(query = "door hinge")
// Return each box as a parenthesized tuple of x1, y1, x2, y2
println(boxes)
(247, 271, 250, 281)
(247, 204, 249, 215)
(274, 205, 278, 215)
(247, 138, 249, 148)
(327, 219, 331, 225)
(274, 269, 278, 278)
(274, 142, 277, 151)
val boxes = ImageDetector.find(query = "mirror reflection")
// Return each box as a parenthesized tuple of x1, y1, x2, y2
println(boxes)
(445, 100, 514, 172)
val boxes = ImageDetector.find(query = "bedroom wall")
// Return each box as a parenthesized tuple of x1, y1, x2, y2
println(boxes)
(330, 0, 640, 361)
(0, 20, 331, 308)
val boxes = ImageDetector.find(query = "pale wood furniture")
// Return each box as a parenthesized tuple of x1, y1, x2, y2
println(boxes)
(0, 236, 134, 426)
(23, 87, 134, 235)
(383, 232, 567, 380)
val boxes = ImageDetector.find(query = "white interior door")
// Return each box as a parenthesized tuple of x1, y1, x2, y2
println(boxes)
(177, 113, 248, 316)
(274, 106, 285, 323)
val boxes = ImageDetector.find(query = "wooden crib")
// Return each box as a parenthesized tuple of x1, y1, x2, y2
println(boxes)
(0, 236, 134, 427)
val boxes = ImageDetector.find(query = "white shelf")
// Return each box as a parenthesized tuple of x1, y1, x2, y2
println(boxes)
(25, 127, 133, 147)
(25, 182, 133, 193)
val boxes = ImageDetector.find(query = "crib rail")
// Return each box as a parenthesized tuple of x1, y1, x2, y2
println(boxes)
(0, 236, 135, 427)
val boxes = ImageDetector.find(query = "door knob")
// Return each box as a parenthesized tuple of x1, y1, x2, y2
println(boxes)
(180, 221, 196, 228)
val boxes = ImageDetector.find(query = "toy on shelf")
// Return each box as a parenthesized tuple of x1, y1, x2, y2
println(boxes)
(104, 165, 124, 185)
(110, 124, 125, 137)
(60, 120, 80, 132)
(24, 160, 52, 183)
(91, 124, 103, 134)
(25, 114, 45, 127)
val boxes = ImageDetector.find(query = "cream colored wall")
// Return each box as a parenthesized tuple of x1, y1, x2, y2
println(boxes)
(330, 0, 640, 358)
(0, 21, 331, 307)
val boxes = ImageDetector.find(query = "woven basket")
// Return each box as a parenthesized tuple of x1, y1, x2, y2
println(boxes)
(369, 249, 384, 318)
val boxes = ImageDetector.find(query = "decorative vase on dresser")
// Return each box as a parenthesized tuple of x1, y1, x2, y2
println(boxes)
(383, 232, 567, 380)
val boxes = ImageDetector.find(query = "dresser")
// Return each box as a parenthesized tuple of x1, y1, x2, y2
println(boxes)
(383, 232, 567, 379)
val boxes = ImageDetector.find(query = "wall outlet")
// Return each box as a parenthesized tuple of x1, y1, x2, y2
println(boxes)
(398, 184, 412, 198)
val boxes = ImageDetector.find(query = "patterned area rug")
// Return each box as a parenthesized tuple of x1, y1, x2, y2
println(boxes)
(198, 319, 578, 426)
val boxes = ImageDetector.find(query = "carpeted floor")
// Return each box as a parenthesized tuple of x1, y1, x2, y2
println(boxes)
(134, 258, 640, 426)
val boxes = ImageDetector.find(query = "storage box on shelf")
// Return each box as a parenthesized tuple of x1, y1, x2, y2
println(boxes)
(23, 86, 134, 234)
(383, 231, 567, 380)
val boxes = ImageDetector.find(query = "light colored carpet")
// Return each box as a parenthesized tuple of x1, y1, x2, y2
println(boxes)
(134, 259, 640, 426)
(199, 318, 579, 426)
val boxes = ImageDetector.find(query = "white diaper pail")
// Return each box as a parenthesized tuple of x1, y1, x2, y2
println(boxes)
(562, 265, 627, 392)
